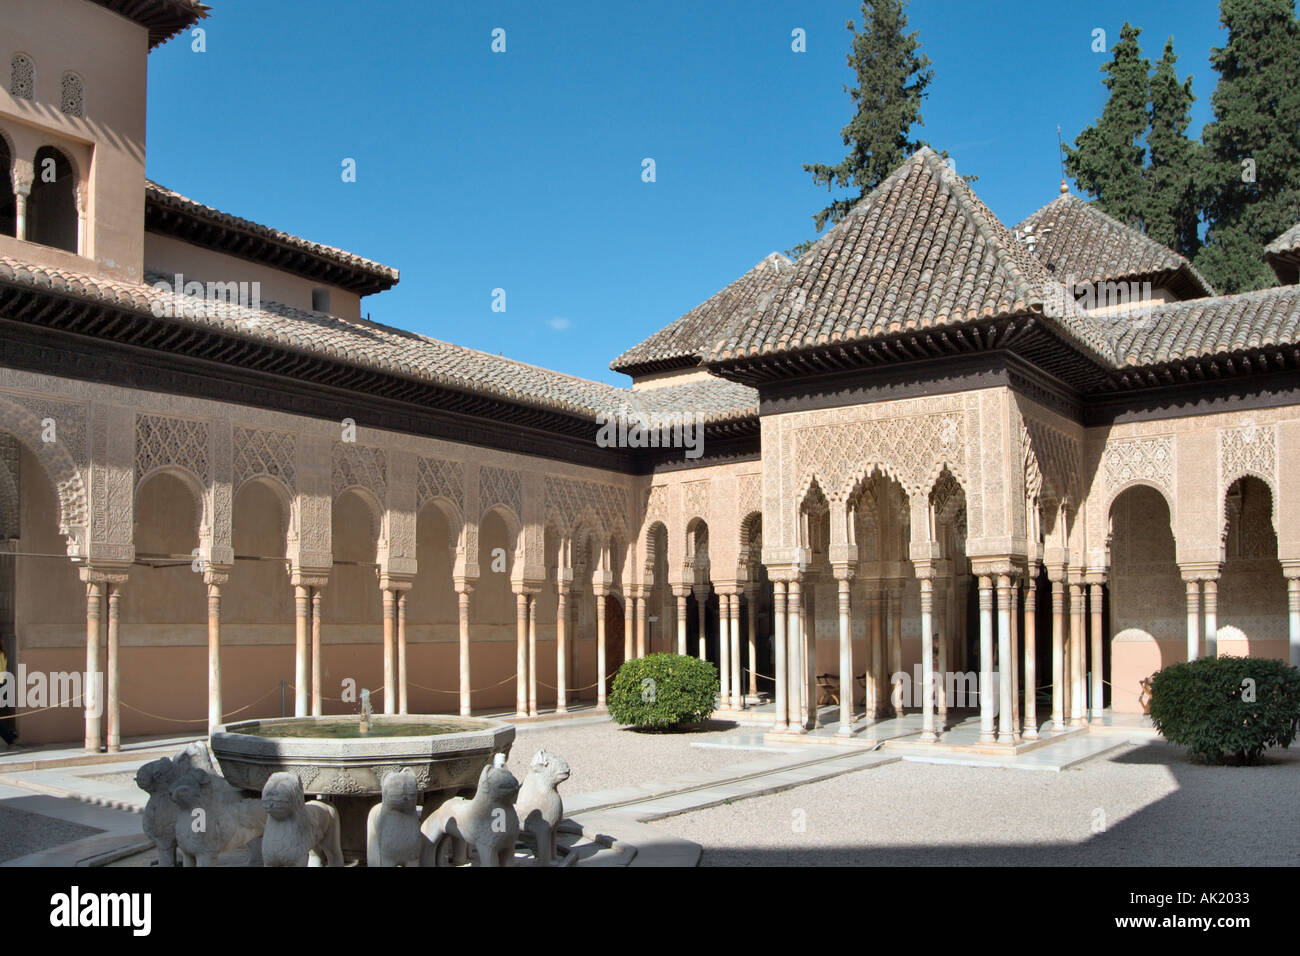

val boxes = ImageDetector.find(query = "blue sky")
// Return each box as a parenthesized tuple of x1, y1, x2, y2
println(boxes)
(146, 0, 1227, 385)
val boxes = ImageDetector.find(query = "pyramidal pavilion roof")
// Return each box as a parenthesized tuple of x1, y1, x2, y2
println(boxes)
(611, 252, 794, 375)
(1265, 221, 1300, 285)
(704, 147, 1116, 367)
(1014, 193, 1215, 298)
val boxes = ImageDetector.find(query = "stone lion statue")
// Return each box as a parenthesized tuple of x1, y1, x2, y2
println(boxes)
(366, 768, 423, 867)
(420, 757, 519, 867)
(169, 768, 267, 867)
(135, 742, 216, 867)
(515, 749, 570, 866)
(261, 772, 343, 867)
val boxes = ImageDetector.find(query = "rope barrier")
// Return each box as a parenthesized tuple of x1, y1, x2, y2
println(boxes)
(119, 682, 284, 724)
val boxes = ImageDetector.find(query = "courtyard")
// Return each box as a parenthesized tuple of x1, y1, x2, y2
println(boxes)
(2, 712, 1295, 868)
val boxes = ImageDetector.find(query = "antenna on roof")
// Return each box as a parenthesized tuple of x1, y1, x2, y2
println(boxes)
(1056, 126, 1068, 194)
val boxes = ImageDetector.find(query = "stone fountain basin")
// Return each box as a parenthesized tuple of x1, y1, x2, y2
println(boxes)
(210, 715, 516, 798)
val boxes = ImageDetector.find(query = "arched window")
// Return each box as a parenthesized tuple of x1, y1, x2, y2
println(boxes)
(28, 146, 77, 253)
(0, 136, 14, 237)
(9, 55, 34, 101)
(59, 73, 84, 118)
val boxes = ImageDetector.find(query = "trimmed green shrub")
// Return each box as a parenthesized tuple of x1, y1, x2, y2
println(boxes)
(1148, 655, 1300, 765)
(608, 653, 717, 731)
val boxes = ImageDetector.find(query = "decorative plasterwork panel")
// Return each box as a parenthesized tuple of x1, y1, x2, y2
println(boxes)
(1024, 417, 1081, 504)
(736, 473, 761, 520)
(233, 426, 296, 492)
(793, 407, 965, 500)
(0, 433, 18, 538)
(13, 397, 87, 467)
(1103, 435, 1172, 496)
(682, 480, 710, 522)
(136, 413, 209, 486)
(544, 475, 628, 538)
(1219, 423, 1276, 490)
(332, 442, 387, 501)
(479, 465, 521, 520)
(416, 456, 463, 512)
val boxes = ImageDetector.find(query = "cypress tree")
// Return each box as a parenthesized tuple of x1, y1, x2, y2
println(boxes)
(1144, 40, 1202, 260)
(801, 0, 934, 237)
(1195, 0, 1300, 293)
(1064, 22, 1151, 228)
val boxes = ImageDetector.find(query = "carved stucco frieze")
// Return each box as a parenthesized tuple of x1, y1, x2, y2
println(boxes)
(135, 413, 209, 489)
(416, 456, 463, 514)
(1219, 423, 1276, 491)
(233, 426, 296, 494)
(332, 442, 387, 503)
(544, 475, 630, 541)
(1103, 435, 1173, 499)
(478, 465, 522, 523)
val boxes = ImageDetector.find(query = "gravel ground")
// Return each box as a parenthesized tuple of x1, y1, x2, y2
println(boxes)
(0, 806, 101, 863)
(648, 741, 1300, 866)
(508, 719, 759, 795)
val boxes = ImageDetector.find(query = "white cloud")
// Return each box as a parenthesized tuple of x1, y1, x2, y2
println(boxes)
(547, 317, 572, 332)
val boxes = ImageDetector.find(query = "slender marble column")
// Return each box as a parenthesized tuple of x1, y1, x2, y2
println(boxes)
(676, 590, 688, 656)
(920, 577, 937, 742)
(515, 590, 528, 717)
(787, 579, 804, 732)
(1068, 582, 1085, 725)
(636, 591, 647, 658)
(294, 585, 310, 717)
(624, 594, 634, 662)
(556, 587, 568, 714)
(457, 586, 472, 717)
(1203, 578, 1219, 659)
(528, 594, 538, 717)
(397, 591, 408, 715)
(697, 587, 710, 662)
(716, 591, 730, 703)
(1090, 582, 1105, 723)
(310, 589, 323, 717)
(889, 584, 903, 720)
(996, 575, 1014, 742)
(805, 583, 817, 728)
(1024, 580, 1039, 739)
(1289, 577, 1300, 668)
(836, 574, 853, 735)
(206, 579, 222, 732)
(772, 580, 788, 730)
(978, 575, 995, 743)
(729, 588, 742, 708)
(746, 586, 758, 698)
(14, 188, 29, 241)
(84, 580, 103, 753)
(1009, 578, 1020, 740)
(382, 589, 396, 715)
(869, 586, 883, 719)
(936, 578, 948, 723)
(596, 592, 608, 710)
(106, 584, 122, 752)
(1185, 579, 1201, 662)
(1051, 578, 1066, 730)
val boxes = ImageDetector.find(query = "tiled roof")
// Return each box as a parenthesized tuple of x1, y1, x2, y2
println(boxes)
(705, 148, 1115, 365)
(0, 256, 756, 424)
(1014, 194, 1215, 297)
(1112, 284, 1300, 366)
(88, 0, 209, 48)
(611, 253, 793, 374)
(1266, 222, 1300, 256)
(145, 181, 400, 294)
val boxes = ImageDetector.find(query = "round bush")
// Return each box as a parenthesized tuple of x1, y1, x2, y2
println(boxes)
(1148, 655, 1300, 765)
(608, 653, 717, 731)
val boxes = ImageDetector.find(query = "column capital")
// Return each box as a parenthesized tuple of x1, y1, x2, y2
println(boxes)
(290, 567, 331, 589)
(79, 564, 131, 586)
(671, 583, 693, 599)
(968, 557, 1018, 578)
(1083, 570, 1108, 586)
(453, 577, 475, 595)
(203, 564, 232, 588)
(830, 563, 856, 583)
(1179, 562, 1222, 583)
(1280, 560, 1300, 580)
(379, 572, 415, 591)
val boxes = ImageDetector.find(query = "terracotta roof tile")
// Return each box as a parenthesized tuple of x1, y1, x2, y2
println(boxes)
(1265, 221, 1300, 257)
(1014, 195, 1215, 297)
(611, 253, 793, 373)
(705, 148, 1115, 364)
(1112, 284, 1300, 366)
(0, 257, 756, 425)
(145, 181, 399, 291)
